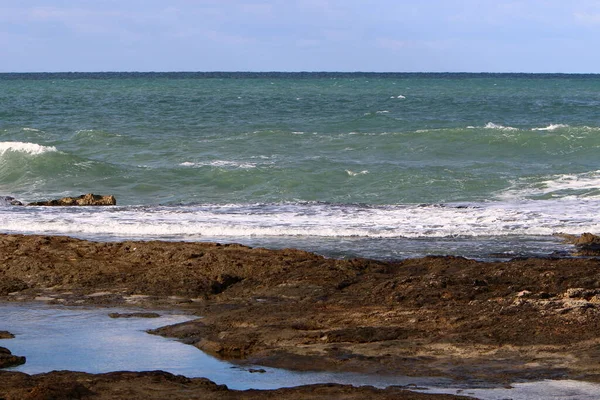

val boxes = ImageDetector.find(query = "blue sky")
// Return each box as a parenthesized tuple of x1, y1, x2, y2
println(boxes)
(1, 0, 600, 73)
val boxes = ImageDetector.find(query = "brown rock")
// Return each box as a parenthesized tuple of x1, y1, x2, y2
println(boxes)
(27, 194, 116, 206)
(0, 370, 467, 400)
(0, 278, 28, 296)
(0, 347, 26, 369)
(557, 232, 600, 255)
(0, 331, 15, 339)
(5, 234, 600, 383)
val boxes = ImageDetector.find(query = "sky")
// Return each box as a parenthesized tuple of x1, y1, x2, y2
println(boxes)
(1, 0, 600, 73)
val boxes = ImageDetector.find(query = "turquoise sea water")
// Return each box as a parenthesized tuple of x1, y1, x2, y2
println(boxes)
(1, 72, 600, 259)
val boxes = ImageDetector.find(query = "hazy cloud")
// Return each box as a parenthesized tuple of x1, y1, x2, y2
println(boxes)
(1, 0, 599, 72)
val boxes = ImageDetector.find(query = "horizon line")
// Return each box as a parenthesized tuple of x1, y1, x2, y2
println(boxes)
(1, 71, 600, 75)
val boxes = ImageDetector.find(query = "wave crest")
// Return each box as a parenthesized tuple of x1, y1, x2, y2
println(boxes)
(531, 124, 569, 131)
(484, 122, 518, 131)
(0, 142, 57, 156)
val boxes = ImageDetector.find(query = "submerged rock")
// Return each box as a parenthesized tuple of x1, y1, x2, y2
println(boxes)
(108, 312, 160, 319)
(0, 347, 26, 368)
(28, 193, 116, 206)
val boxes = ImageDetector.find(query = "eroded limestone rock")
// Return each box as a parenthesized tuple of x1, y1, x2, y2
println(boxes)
(28, 193, 116, 206)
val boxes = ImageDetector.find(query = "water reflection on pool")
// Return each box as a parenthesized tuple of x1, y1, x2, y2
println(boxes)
(0, 302, 444, 390)
(2, 302, 600, 399)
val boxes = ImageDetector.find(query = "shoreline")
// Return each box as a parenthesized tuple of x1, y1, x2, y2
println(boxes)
(2, 233, 600, 398)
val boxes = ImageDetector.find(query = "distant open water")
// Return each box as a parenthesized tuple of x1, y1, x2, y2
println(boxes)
(2, 72, 600, 260)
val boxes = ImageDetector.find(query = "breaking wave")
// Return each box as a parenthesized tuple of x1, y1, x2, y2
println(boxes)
(0, 142, 57, 156)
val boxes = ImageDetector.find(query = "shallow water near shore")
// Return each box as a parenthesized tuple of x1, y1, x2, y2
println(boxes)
(3, 73, 600, 260)
(2, 302, 600, 399)
(0, 302, 448, 390)
(0, 203, 576, 261)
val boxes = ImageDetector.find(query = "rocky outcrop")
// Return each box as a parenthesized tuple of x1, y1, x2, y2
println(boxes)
(6, 234, 600, 383)
(557, 232, 600, 255)
(0, 370, 465, 400)
(0, 332, 15, 339)
(0, 196, 22, 206)
(0, 347, 25, 369)
(28, 193, 116, 206)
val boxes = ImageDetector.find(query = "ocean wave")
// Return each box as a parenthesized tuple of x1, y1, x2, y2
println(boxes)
(483, 122, 519, 131)
(346, 170, 369, 176)
(4, 200, 600, 240)
(0, 142, 57, 156)
(498, 170, 600, 200)
(179, 160, 258, 169)
(531, 124, 569, 131)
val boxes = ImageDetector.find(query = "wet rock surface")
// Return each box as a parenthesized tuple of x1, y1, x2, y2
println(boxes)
(0, 370, 467, 399)
(27, 193, 116, 206)
(2, 233, 600, 396)
(0, 331, 15, 339)
(0, 196, 22, 206)
(558, 232, 600, 256)
(0, 347, 26, 369)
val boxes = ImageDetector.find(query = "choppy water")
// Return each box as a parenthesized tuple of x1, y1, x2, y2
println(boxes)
(2, 72, 600, 259)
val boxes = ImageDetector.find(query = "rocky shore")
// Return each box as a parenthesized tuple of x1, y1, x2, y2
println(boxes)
(2, 233, 600, 398)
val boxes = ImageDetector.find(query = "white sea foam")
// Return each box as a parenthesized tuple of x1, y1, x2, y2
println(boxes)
(531, 124, 569, 131)
(484, 122, 518, 131)
(376, 110, 389, 114)
(179, 160, 257, 169)
(499, 170, 600, 200)
(0, 142, 57, 156)
(346, 170, 369, 176)
(4, 199, 600, 241)
(22, 128, 41, 132)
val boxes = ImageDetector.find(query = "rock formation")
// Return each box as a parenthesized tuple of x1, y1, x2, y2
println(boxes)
(557, 232, 600, 256)
(0, 196, 22, 206)
(0, 347, 25, 369)
(28, 193, 116, 206)
(0, 332, 15, 339)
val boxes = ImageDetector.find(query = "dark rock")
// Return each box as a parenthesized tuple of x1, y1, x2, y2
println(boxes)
(108, 312, 160, 319)
(20, 380, 93, 399)
(210, 274, 243, 294)
(0, 347, 26, 368)
(557, 232, 600, 256)
(0, 331, 15, 339)
(324, 327, 409, 343)
(28, 193, 116, 206)
(0, 278, 29, 296)
(1, 196, 22, 206)
(248, 368, 266, 373)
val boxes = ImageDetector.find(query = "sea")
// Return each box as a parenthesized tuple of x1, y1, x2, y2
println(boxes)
(2, 72, 600, 261)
